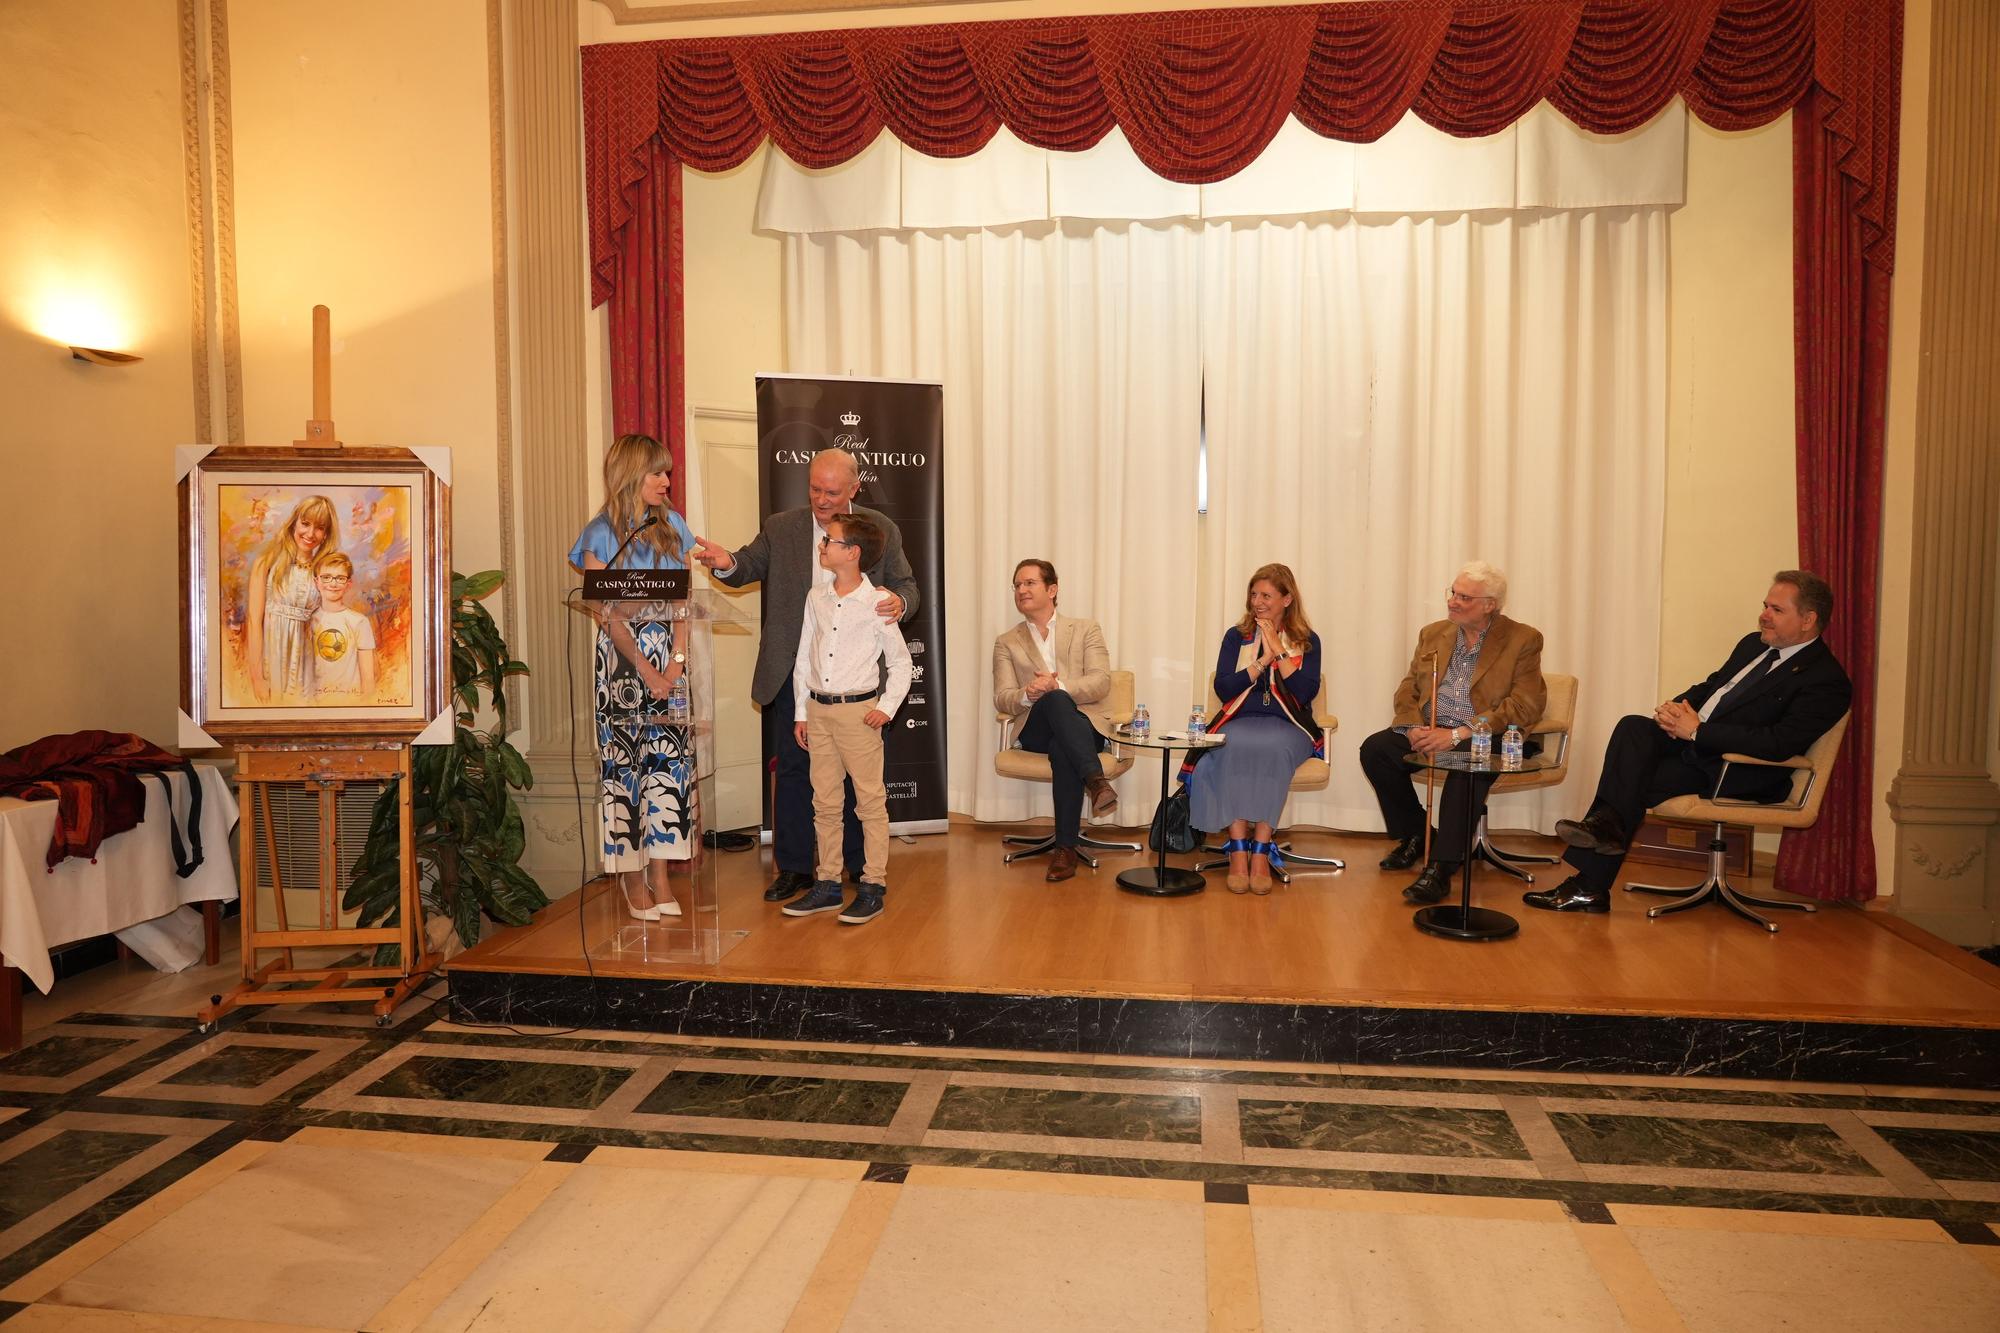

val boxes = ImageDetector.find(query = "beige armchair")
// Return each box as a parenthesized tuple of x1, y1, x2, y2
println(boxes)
(1469, 671, 1578, 883)
(994, 668, 1139, 867)
(1194, 673, 1344, 882)
(1625, 712, 1850, 933)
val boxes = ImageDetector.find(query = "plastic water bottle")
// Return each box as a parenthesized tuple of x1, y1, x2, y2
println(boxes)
(1132, 703, 1151, 741)
(1188, 704, 1206, 738)
(1501, 724, 1524, 771)
(667, 675, 691, 725)
(1469, 717, 1492, 767)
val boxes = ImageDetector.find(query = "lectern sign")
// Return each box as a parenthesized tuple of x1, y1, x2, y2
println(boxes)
(581, 568, 688, 602)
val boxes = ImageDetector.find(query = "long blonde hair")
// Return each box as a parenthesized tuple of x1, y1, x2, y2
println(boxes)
(255, 495, 339, 593)
(1235, 562, 1313, 644)
(601, 434, 683, 565)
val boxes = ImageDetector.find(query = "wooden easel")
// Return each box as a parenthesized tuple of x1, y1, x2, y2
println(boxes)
(198, 307, 440, 1029)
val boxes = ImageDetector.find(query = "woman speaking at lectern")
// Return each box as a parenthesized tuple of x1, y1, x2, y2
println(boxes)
(569, 434, 699, 922)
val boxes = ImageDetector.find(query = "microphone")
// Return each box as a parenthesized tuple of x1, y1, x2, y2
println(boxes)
(608, 515, 658, 568)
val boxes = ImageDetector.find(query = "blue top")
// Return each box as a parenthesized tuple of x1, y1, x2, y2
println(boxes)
(1214, 627, 1322, 718)
(569, 510, 696, 571)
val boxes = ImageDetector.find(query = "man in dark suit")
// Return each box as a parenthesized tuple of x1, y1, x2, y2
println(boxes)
(690, 448, 920, 904)
(1524, 570, 1851, 914)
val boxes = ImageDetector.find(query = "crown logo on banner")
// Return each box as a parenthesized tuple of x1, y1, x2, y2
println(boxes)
(839, 410, 861, 427)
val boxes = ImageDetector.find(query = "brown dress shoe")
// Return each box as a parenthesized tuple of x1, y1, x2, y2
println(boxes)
(1084, 776, 1119, 818)
(1046, 846, 1079, 882)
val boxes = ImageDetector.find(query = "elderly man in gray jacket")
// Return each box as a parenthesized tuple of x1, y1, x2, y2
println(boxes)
(692, 448, 920, 904)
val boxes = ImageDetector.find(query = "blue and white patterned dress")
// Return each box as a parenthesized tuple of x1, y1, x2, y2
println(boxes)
(569, 511, 699, 870)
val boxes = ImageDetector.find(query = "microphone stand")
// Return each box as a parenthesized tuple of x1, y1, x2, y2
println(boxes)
(1422, 651, 1439, 868)
(607, 514, 658, 569)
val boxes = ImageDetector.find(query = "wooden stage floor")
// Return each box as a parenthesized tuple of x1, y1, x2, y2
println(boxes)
(453, 820, 2000, 1032)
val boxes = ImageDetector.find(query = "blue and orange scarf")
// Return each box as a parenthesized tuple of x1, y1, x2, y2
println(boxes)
(1178, 630, 1325, 780)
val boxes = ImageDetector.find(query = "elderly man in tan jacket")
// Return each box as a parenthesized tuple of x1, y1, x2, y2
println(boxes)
(992, 558, 1119, 882)
(1359, 561, 1547, 905)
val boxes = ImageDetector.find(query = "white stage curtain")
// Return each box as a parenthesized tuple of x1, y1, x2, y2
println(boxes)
(758, 105, 1686, 234)
(1198, 209, 1668, 833)
(787, 223, 1204, 822)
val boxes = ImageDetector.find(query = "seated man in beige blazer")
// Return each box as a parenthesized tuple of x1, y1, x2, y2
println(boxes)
(993, 559, 1119, 882)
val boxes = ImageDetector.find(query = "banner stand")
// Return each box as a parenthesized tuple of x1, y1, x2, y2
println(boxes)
(756, 374, 948, 838)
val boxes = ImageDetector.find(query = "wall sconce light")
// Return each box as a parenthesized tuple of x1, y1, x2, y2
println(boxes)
(70, 346, 142, 366)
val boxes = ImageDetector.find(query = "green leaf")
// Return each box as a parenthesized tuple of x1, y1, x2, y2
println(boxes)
(458, 569, 505, 601)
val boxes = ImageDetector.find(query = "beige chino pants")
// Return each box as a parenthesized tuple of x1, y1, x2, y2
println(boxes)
(806, 697, 890, 886)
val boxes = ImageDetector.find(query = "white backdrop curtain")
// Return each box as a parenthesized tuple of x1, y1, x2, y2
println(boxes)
(1198, 209, 1667, 834)
(776, 111, 1671, 834)
(787, 222, 1203, 822)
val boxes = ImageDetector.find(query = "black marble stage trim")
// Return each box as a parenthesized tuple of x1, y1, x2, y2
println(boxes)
(447, 970, 2000, 1091)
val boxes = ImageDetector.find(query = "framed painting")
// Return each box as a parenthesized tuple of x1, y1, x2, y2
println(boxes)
(180, 447, 450, 740)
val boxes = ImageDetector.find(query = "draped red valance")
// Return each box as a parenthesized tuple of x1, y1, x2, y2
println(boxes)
(582, 0, 1899, 307)
(580, 0, 1902, 902)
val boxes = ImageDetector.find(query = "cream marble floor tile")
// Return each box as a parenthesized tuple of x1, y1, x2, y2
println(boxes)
(1624, 1226, 2000, 1331)
(413, 1160, 857, 1332)
(841, 1181, 1208, 1333)
(1250, 1207, 1628, 1332)
(38, 1141, 537, 1329)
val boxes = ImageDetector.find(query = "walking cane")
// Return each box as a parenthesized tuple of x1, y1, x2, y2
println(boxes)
(1421, 651, 1439, 867)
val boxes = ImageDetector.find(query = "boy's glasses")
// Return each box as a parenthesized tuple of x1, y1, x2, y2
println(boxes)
(819, 536, 857, 548)
(318, 575, 352, 584)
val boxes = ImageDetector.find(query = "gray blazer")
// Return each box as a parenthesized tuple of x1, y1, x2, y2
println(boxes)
(714, 504, 921, 706)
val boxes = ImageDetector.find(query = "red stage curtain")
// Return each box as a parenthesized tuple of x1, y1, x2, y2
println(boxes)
(580, 0, 1903, 900)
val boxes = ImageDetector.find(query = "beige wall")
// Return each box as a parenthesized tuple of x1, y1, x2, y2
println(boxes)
(0, 0, 195, 749)
(230, 0, 504, 586)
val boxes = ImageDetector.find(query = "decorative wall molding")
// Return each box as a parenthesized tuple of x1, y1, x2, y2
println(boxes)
(176, 0, 212, 445)
(600, 0, 993, 25)
(487, 0, 521, 698)
(1889, 0, 2000, 939)
(208, 0, 243, 445)
(510, 0, 593, 758)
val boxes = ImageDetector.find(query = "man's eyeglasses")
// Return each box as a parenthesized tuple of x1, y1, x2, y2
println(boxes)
(819, 535, 857, 548)
(1445, 588, 1492, 603)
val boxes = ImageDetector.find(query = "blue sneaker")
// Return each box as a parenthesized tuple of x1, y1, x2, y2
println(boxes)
(782, 880, 846, 917)
(838, 887, 885, 925)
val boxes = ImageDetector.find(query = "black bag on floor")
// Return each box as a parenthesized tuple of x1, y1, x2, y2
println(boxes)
(1148, 782, 1201, 854)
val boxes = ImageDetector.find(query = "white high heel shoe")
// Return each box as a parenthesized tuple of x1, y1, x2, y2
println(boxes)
(619, 884, 661, 922)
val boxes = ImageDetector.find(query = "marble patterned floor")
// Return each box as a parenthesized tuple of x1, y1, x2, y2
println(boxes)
(2, 991, 1999, 1331)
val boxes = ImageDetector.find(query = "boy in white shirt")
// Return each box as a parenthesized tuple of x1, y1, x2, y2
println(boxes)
(308, 552, 377, 703)
(784, 512, 913, 925)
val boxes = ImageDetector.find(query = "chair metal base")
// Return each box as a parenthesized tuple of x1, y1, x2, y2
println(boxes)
(1623, 828, 1815, 933)
(1193, 838, 1346, 884)
(1002, 830, 1141, 867)
(1470, 814, 1561, 884)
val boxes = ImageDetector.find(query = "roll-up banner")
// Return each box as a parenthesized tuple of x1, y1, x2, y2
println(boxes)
(756, 374, 947, 835)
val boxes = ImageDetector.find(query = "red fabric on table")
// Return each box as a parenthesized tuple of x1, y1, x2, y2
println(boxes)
(0, 731, 186, 869)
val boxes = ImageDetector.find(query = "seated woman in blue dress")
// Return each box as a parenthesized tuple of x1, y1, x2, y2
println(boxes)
(1188, 563, 1324, 894)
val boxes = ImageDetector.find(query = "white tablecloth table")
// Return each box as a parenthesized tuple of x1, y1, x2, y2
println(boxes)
(0, 764, 239, 995)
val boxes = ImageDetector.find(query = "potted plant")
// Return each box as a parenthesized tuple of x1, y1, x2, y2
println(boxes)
(346, 570, 544, 959)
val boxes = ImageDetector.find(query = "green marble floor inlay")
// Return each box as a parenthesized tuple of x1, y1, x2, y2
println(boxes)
(1550, 1112, 1881, 1176)
(162, 1044, 313, 1090)
(0, 1130, 162, 1233)
(0, 1036, 133, 1080)
(1872, 1126, 2000, 1183)
(635, 1071, 905, 1127)
(362, 1055, 630, 1111)
(929, 1084, 1203, 1144)
(1239, 1101, 1530, 1159)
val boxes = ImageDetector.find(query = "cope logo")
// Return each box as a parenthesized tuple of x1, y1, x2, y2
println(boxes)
(905, 718, 928, 729)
